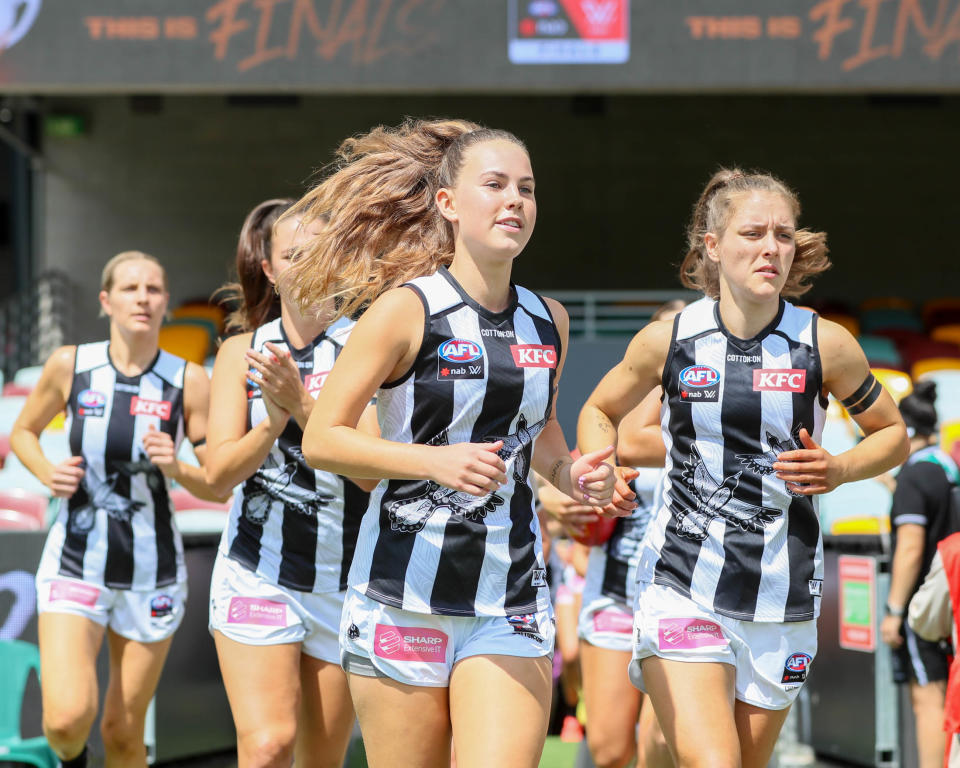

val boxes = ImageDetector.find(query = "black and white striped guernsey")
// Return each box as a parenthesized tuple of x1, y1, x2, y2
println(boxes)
(349, 266, 561, 617)
(637, 297, 827, 622)
(584, 467, 661, 604)
(45, 342, 187, 589)
(221, 316, 369, 593)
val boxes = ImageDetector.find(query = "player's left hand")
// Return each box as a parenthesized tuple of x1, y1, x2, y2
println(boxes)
(773, 428, 841, 495)
(570, 446, 617, 508)
(142, 424, 180, 479)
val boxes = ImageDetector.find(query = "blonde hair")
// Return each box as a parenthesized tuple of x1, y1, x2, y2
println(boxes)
(282, 118, 527, 321)
(679, 168, 830, 300)
(98, 251, 168, 318)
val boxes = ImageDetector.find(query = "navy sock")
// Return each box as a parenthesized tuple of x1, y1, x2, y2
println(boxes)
(59, 745, 87, 768)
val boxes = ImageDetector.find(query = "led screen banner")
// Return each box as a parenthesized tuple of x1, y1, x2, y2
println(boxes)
(2, 0, 960, 92)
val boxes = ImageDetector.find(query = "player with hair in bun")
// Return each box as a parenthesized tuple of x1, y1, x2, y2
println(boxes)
(579, 168, 909, 768)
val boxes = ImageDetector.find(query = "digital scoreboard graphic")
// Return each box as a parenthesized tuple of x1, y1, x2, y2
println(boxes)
(508, 0, 629, 65)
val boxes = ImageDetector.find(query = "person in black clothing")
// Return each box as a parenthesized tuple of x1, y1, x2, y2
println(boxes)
(882, 380, 960, 768)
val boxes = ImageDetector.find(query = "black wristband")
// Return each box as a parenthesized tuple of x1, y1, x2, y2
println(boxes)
(840, 373, 878, 408)
(192, 437, 207, 447)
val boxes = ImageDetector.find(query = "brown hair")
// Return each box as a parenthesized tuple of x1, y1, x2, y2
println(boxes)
(678, 168, 830, 300)
(651, 298, 688, 322)
(282, 118, 527, 322)
(216, 198, 294, 333)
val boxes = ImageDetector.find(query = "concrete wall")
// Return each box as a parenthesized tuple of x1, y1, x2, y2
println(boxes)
(38, 94, 960, 344)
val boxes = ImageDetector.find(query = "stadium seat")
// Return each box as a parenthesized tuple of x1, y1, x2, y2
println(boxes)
(923, 298, 960, 329)
(0, 489, 49, 529)
(1, 383, 33, 397)
(164, 317, 217, 347)
(857, 336, 902, 368)
(860, 308, 924, 334)
(821, 313, 859, 337)
(0, 455, 53, 498)
(820, 478, 892, 534)
(932, 324, 960, 347)
(941, 421, 960, 457)
(900, 339, 960, 368)
(172, 303, 226, 334)
(0, 509, 43, 531)
(0, 396, 27, 436)
(170, 487, 230, 512)
(912, 357, 960, 380)
(873, 368, 913, 404)
(12, 366, 43, 389)
(158, 324, 210, 365)
(860, 297, 914, 313)
(0, 640, 58, 768)
(917, 369, 960, 424)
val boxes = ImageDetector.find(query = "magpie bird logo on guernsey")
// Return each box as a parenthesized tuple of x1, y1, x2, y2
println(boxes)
(673, 445, 782, 540)
(735, 429, 807, 497)
(387, 415, 547, 533)
(242, 449, 335, 525)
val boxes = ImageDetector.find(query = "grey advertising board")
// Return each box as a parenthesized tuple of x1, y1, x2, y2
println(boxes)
(1, 0, 959, 92)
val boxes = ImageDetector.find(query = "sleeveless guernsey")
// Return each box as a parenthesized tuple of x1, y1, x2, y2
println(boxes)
(221, 316, 369, 593)
(349, 266, 561, 617)
(45, 341, 187, 589)
(638, 297, 827, 622)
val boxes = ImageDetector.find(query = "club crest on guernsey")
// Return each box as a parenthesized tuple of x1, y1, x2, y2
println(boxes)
(387, 415, 547, 533)
(735, 428, 807, 497)
(672, 445, 782, 541)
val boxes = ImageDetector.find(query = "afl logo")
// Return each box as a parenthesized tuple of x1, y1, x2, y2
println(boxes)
(679, 365, 720, 388)
(785, 653, 811, 672)
(77, 389, 107, 417)
(439, 338, 483, 363)
(78, 389, 106, 408)
(150, 594, 174, 618)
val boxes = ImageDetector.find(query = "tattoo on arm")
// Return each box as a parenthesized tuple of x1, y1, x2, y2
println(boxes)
(548, 458, 568, 487)
(595, 415, 613, 434)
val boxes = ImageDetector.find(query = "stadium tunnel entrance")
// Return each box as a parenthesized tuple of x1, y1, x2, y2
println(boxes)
(14, 92, 959, 345)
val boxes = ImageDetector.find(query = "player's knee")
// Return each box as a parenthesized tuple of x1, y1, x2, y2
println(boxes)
(100, 711, 144, 757)
(239, 725, 297, 768)
(43, 701, 96, 754)
(587, 730, 636, 768)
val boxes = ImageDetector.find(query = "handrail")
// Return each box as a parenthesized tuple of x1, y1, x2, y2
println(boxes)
(548, 290, 698, 339)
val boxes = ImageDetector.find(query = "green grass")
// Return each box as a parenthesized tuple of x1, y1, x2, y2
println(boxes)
(539, 736, 581, 768)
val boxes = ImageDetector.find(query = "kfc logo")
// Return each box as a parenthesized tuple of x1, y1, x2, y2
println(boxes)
(510, 345, 557, 368)
(130, 397, 172, 420)
(753, 369, 806, 393)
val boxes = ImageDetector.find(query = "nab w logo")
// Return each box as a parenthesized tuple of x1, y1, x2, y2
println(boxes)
(582, 0, 617, 26)
(0, 0, 42, 51)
